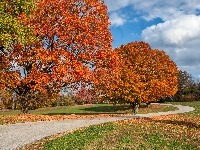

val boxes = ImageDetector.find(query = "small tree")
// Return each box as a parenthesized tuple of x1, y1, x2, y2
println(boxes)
(75, 85, 94, 105)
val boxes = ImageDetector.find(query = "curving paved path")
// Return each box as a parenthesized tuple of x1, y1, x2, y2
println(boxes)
(0, 104, 195, 150)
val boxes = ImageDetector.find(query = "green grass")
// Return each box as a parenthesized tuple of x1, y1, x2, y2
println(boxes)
(41, 119, 199, 150)
(0, 103, 177, 115)
(27, 101, 200, 150)
(0, 104, 125, 115)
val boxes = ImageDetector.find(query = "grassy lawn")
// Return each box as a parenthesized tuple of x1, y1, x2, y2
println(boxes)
(21, 101, 200, 150)
(40, 119, 199, 150)
(0, 103, 177, 116)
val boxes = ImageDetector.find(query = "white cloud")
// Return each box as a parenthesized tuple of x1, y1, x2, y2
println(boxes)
(142, 15, 200, 46)
(109, 13, 126, 26)
(105, 0, 133, 12)
(141, 15, 200, 72)
(105, 0, 200, 21)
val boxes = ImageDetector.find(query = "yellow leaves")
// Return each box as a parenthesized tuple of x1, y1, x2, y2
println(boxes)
(1, 0, 37, 48)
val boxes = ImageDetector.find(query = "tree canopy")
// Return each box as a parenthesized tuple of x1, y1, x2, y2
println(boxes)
(95, 42, 178, 107)
(0, 0, 113, 113)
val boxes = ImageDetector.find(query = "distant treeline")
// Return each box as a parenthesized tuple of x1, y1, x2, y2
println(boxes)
(162, 70, 200, 102)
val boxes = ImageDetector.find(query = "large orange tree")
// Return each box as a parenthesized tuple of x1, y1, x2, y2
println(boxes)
(96, 42, 178, 112)
(0, 0, 113, 113)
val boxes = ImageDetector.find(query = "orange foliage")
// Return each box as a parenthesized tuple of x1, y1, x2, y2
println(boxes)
(96, 42, 178, 104)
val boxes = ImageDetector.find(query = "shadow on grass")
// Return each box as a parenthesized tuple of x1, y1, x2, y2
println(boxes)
(42, 105, 133, 115)
(79, 105, 132, 112)
(44, 112, 127, 115)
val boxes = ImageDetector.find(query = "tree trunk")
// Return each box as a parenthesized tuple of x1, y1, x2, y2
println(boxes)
(18, 94, 30, 114)
(146, 102, 151, 108)
(12, 102, 16, 110)
(57, 97, 60, 107)
(21, 97, 30, 113)
(12, 92, 17, 110)
(130, 102, 140, 114)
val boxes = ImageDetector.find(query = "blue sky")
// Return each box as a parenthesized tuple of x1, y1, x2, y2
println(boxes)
(104, 0, 200, 80)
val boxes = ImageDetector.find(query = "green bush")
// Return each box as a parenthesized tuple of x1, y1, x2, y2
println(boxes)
(54, 95, 76, 106)
(180, 94, 196, 102)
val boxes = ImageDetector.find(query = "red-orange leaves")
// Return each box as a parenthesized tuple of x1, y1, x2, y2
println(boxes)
(27, 0, 113, 84)
(1, 0, 112, 113)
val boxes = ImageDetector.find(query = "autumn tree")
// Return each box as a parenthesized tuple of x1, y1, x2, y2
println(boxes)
(173, 70, 199, 101)
(96, 42, 178, 113)
(0, 0, 113, 113)
(57, 94, 76, 106)
(75, 85, 94, 104)
(195, 82, 200, 100)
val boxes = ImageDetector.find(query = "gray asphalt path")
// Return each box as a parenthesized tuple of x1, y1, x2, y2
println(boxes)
(0, 104, 195, 150)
